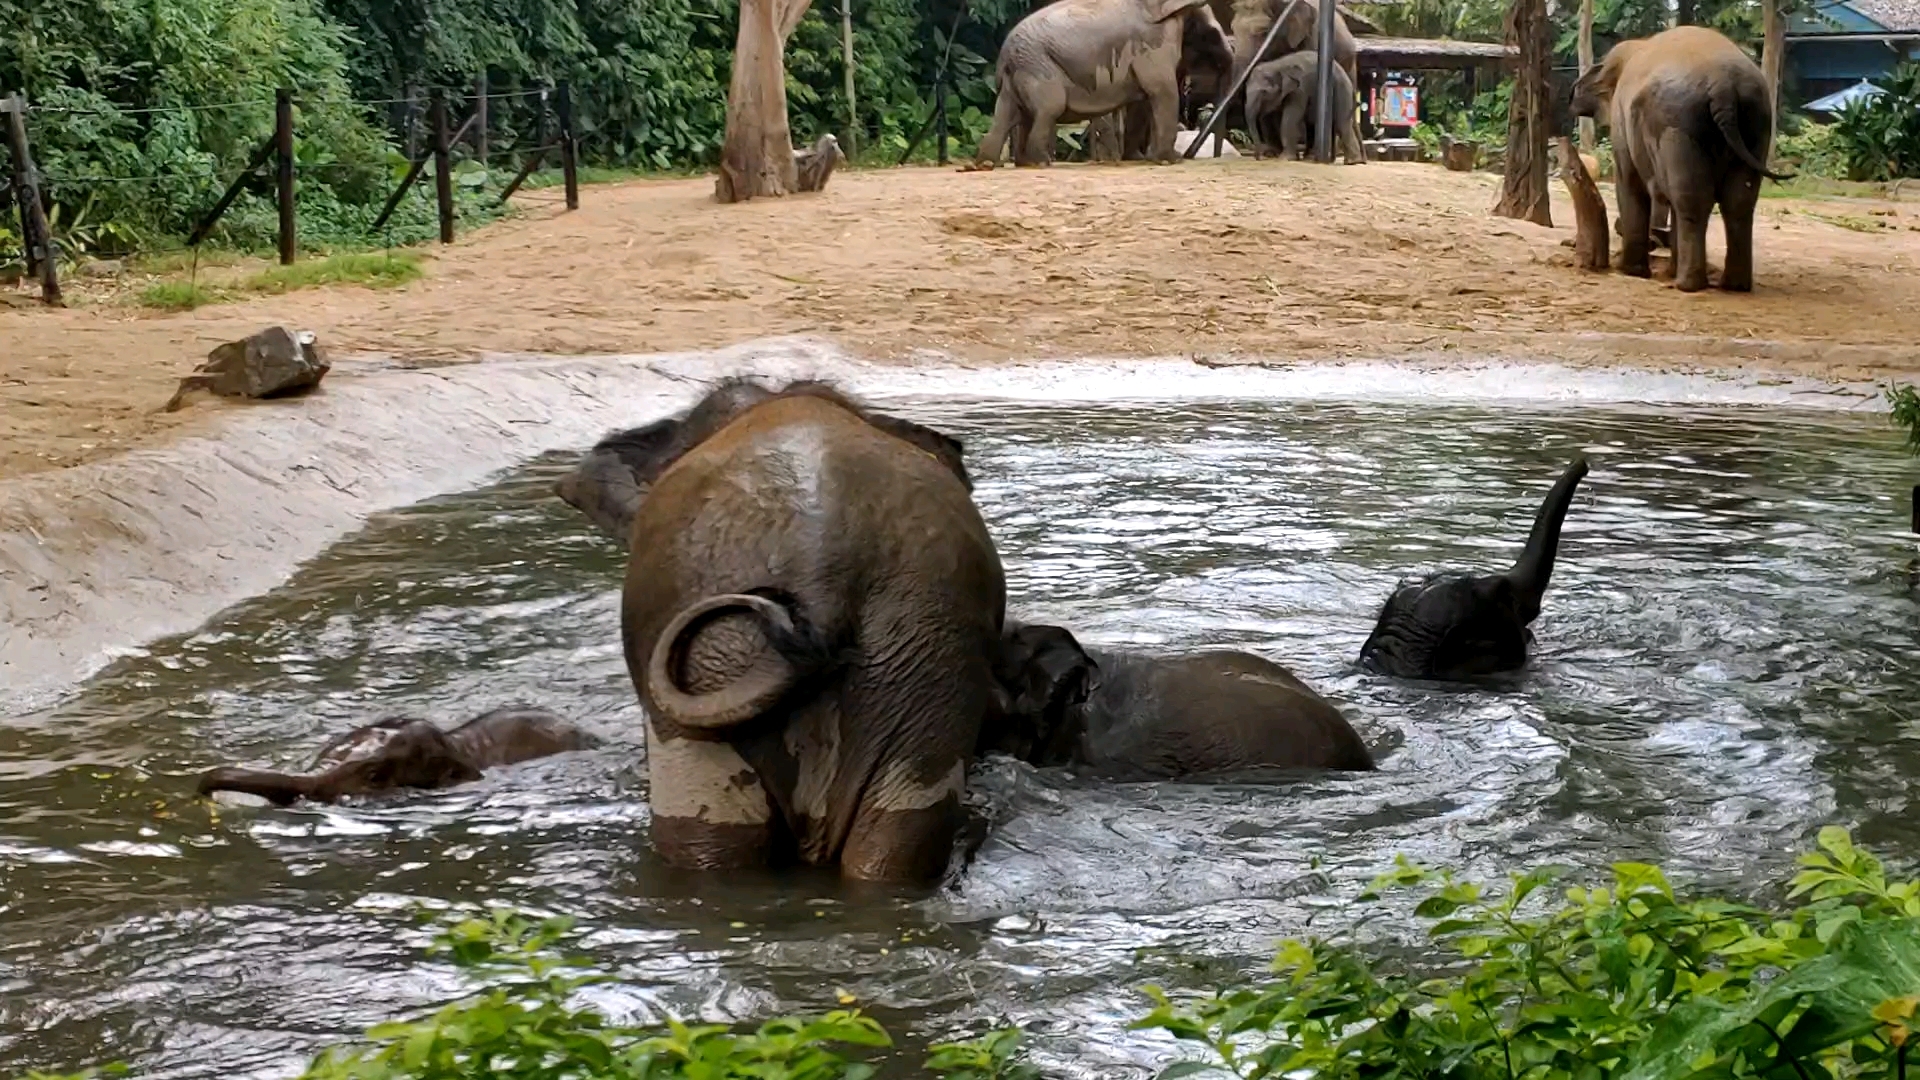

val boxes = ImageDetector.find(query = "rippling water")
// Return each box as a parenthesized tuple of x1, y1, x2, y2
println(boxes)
(5, 397, 1920, 1078)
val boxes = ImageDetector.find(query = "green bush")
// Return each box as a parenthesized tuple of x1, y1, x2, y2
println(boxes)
(1135, 826, 1919, 1080)
(1830, 64, 1920, 181)
(1776, 119, 1851, 181)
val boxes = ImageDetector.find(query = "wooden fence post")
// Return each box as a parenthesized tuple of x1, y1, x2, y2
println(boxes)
(404, 84, 420, 161)
(3, 92, 60, 305)
(473, 74, 489, 162)
(935, 76, 949, 164)
(275, 87, 296, 265)
(431, 88, 455, 243)
(557, 82, 579, 210)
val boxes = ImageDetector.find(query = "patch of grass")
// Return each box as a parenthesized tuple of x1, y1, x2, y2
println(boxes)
(139, 281, 227, 310)
(242, 251, 422, 295)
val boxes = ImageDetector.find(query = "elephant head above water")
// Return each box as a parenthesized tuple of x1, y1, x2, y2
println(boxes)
(1359, 456, 1591, 682)
(986, 621, 1374, 777)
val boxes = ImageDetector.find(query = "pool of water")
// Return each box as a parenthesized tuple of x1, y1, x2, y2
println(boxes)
(4, 395, 1919, 1078)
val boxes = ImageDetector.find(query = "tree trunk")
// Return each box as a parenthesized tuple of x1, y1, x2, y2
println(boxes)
(1676, 0, 1694, 24)
(715, 0, 816, 203)
(1495, 0, 1552, 226)
(1561, 137, 1609, 270)
(1577, 0, 1595, 152)
(1761, 0, 1784, 136)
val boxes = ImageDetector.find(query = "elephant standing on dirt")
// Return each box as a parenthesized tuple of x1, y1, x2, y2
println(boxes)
(1571, 26, 1787, 292)
(1245, 52, 1365, 162)
(617, 380, 1005, 883)
(973, 0, 1234, 167)
(1360, 457, 1590, 682)
(987, 623, 1374, 776)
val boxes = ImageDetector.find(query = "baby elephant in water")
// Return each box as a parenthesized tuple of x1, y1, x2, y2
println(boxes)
(1360, 456, 1590, 681)
(985, 623, 1375, 778)
(196, 707, 599, 806)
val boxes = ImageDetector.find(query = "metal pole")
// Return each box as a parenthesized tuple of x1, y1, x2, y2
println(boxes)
(1183, 0, 1303, 158)
(275, 88, 296, 265)
(1312, 0, 1338, 163)
(841, 0, 859, 157)
(3, 93, 60, 304)
(431, 88, 455, 244)
(557, 81, 579, 210)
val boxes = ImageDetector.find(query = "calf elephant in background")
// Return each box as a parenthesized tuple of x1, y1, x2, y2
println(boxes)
(974, 0, 1234, 166)
(1245, 51, 1365, 162)
(620, 379, 1004, 883)
(986, 622, 1374, 777)
(1360, 457, 1591, 682)
(196, 707, 598, 806)
(1571, 26, 1787, 292)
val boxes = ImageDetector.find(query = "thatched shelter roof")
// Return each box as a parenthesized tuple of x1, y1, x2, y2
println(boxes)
(1354, 36, 1516, 69)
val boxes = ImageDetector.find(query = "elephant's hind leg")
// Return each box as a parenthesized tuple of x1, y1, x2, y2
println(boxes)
(1018, 76, 1067, 165)
(1717, 168, 1761, 292)
(1615, 166, 1654, 279)
(645, 719, 779, 870)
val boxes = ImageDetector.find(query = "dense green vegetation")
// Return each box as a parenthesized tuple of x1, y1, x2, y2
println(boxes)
(15, 829, 1917, 1080)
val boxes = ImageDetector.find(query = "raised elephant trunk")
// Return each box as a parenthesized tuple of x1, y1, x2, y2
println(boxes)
(196, 767, 317, 807)
(646, 593, 806, 730)
(1505, 456, 1591, 623)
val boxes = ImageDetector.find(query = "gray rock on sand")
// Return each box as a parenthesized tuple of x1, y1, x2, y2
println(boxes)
(164, 327, 330, 412)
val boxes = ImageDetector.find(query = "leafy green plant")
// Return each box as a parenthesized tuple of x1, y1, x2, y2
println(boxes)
(926, 1028, 1044, 1080)
(1831, 64, 1920, 181)
(140, 281, 228, 310)
(1134, 827, 1919, 1080)
(1775, 120, 1850, 182)
(1887, 384, 1920, 457)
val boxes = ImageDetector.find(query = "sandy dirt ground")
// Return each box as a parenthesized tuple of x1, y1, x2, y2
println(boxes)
(4, 159, 1920, 481)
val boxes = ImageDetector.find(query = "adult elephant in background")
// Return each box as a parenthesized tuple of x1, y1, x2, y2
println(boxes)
(620, 379, 1004, 883)
(986, 623, 1374, 777)
(973, 0, 1234, 166)
(1360, 457, 1590, 682)
(1213, 0, 1356, 93)
(1570, 26, 1787, 292)
(1245, 51, 1365, 162)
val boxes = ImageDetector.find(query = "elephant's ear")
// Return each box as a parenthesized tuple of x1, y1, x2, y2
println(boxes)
(1146, 0, 1207, 23)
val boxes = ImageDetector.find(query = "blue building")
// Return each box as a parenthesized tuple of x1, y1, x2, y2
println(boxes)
(1786, 0, 1920, 108)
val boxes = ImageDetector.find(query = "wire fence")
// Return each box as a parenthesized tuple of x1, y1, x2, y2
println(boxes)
(3, 80, 581, 305)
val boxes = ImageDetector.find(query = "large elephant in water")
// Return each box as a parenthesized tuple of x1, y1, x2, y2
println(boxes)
(973, 0, 1234, 166)
(618, 380, 1004, 883)
(986, 622, 1374, 776)
(1571, 26, 1786, 292)
(1359, 457, 1590, 681)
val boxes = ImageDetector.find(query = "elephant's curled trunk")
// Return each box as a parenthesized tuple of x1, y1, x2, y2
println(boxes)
(646, 593, 812, 731)
(1506, 456, 1591, 622)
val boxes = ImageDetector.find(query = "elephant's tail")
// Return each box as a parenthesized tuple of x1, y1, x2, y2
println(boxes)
(1505, 455, 1591, 623)
(645, 592, 828, 732)
(1709, 79, 1793, 182)
(196, 766, 317, 806)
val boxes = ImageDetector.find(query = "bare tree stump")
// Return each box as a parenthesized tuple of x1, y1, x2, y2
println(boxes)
(1494, 0, 1552, 226)
(1560, 137, 1609, 272)
(715, 0, 816, 202)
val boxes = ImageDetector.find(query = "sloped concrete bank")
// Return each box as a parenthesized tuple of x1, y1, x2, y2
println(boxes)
(0, 337, 1881, 713)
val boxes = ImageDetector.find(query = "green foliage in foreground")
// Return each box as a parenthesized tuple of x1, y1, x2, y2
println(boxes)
(1136, 826, 1919, 1080)
(1887, 385, 1920, 458)
(15, 829, 1917, 1080)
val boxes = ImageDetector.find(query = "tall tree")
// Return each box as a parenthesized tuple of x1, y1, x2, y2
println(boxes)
(1495, 0, 1552, 224)
(716, 0, 816, 202)
(1761, 0, 1784, 132)
(1577, 0, 1596, 151)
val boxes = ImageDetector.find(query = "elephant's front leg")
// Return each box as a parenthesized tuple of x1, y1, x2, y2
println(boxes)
(1140, 72, 1182, 163)
(1280, 95, 1309, 160)
(645, 720, 779, 869)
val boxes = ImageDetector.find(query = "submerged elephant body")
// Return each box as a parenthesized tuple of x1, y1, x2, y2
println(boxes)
(987, 623, 1373, 777)
(1245, 52, 1365, 162)
(974, 0, 1233, 166)
(1570, 26, 1784, 292)
(1361, 457, 1590, 681)
(196, 707, 597, 806)
(621, 381, 1005, 883)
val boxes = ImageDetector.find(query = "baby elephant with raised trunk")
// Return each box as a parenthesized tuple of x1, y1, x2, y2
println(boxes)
(1245, 52, 1365, 163)
(196, 707, 599, 806)
(986, 623, 1374, 778)
(1360, 457, 1590, 681)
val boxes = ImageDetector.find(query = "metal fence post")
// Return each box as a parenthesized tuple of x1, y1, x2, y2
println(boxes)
(275, 88, 296, 264)
(4, 92, 60, 304)
(431, 88, 455, 243)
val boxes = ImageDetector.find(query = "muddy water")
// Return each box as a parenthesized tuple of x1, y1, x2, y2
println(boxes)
(4, 397, 1919, 1078)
